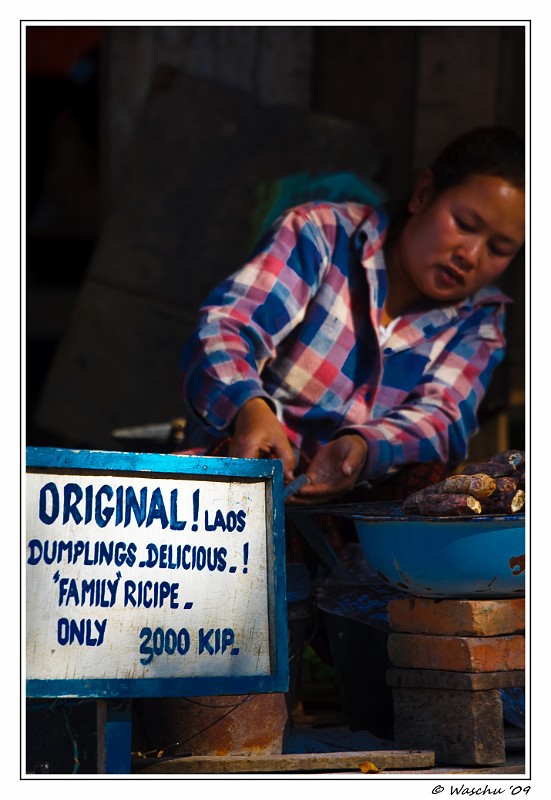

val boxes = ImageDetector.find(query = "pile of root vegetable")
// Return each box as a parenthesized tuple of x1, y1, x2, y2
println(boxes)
(402, 450, 525, 517)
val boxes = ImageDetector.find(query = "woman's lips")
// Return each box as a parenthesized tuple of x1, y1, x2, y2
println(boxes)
(435, 264, 466, 287)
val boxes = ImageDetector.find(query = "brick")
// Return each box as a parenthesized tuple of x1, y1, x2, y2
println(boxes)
(387, 633, 525, 672)
(388, 598, 525, 636)
(386, 667, 526, 691)
(392, 686, 506, 765)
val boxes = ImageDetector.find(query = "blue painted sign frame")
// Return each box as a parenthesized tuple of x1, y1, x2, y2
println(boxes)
(25, 447, 289, 699)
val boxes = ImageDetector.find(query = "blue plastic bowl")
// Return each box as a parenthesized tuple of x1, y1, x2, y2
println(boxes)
(352, 503, 525, 599)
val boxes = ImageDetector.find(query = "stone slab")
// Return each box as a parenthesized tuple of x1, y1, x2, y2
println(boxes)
(386, 667, 525, 691)
(388, 633, 525, 672)
(388, 598, 525, 636)
(392, 686, 506, 765)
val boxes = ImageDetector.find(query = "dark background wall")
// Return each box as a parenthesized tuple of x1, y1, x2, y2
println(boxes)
(26, 23, 526, 459)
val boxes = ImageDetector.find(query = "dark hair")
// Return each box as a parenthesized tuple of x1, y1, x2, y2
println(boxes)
(385, 127, 525, 247)
(430, 126, 525, 193)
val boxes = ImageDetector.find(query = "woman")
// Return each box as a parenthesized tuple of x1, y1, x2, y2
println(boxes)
(179, 127, 525, 504)
(179, 127, 526, 736)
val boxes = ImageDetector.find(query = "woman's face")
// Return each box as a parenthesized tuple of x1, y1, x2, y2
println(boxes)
(396, 172, 525, 305)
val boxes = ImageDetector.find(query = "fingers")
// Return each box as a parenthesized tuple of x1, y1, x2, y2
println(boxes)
(229, 435, 295, 477)
(228, 435, 259, 460)
(288, 481, 355, 505)
(341, 440, 368, 476)
(295, 476, 350, 499)
(287, 435, 368, 504)
(271, 438, 298, 481)
(229, 398, 297, 480)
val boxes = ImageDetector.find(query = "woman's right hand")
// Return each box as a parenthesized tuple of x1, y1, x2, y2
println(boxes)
(229, 397, 297, 481)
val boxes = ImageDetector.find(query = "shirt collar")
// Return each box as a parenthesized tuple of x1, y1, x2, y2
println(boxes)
(355, 204, 390, 260)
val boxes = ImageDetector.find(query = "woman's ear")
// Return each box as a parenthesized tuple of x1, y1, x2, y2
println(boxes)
(408, 169, 436, 214)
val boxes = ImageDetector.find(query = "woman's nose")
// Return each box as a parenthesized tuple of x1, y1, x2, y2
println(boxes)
(453, 237, 482, 269)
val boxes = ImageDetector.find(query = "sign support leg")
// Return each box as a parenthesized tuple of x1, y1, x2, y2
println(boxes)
(97, 700, 132, 774)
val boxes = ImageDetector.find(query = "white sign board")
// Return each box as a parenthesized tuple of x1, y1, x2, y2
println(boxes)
(25, 448, 288, 698)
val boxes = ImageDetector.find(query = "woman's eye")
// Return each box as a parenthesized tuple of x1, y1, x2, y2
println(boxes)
(455, 216, 474, 232)
(488, 244, 510, 258)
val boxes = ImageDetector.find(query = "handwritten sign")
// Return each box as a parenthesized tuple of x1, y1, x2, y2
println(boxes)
(25, 447, 288, 698)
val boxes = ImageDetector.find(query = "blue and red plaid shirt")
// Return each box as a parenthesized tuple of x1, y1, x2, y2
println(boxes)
(180, 202, 509, 482)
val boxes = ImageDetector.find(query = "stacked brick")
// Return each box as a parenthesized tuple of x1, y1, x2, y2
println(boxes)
(386, 597, 525, 765)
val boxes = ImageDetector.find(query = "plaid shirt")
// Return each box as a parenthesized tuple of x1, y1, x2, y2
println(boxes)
(180, 202, 509, 481)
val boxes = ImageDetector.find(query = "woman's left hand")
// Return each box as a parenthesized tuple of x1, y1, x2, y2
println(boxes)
(288, 434, 368, 505)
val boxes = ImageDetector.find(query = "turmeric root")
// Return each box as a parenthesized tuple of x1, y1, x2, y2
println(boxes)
(402, 491, 482, 516)
(440, 473, 496, 499)
(479, 477, 525, 514)
(489, 450, 525, 470)
(461, 461, 516, 478)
